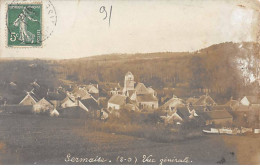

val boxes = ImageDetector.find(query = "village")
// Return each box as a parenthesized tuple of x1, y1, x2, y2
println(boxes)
(1, 71, 260, 134)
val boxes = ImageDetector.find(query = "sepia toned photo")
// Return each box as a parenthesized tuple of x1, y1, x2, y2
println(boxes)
(0, 0, 260, 165)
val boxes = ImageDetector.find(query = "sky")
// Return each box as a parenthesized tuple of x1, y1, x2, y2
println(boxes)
(0, 0, 259, 59)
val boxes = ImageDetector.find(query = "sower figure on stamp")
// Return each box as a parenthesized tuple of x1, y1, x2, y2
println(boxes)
(13, 7, 38, 44)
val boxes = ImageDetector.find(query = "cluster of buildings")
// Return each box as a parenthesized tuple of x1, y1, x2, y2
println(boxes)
(1, 72, 260, 128)
(18, 80, 100, 118)
(102, 72, 260, 127)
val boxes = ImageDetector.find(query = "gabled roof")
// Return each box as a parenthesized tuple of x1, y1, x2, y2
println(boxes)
(108, 94, 126, 106)
(243, 96, 260, 104)
(147, 87, 155, 93)
(29, 91, 40, 102)
(72, 88, 91, 99)
(200, 110, 233, 120)
(36, 97, 53, 106)
(80, 98, 100, 111)
(85, 85, 99, 92)
(161, 97, 184, 109)
(26, 83, 48, 100)
(19, 92, 39, 104)
(193, 95, 216, 106)
(135, 83, 149, 95)
(176, 107, 190, 120)
(21, 91, 40, 103)
(136, 94, 158, 102)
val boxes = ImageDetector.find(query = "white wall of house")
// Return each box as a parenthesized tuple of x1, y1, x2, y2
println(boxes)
(108, 102, 120, 110)
(240, 97, 250, 106)
(139, 101, 158, 109)
(33, 100, 53, 113)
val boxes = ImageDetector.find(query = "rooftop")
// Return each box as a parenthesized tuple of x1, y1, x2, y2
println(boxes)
(108, 94, 126, 105)
(136, 94, 158, 102)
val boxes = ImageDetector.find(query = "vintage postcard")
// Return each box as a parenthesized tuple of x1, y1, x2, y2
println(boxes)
(0, 0, 260, 165)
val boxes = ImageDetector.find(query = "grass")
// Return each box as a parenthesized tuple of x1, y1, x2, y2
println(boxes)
(0, 113, 257, 165)
(222, 134, 260, 164)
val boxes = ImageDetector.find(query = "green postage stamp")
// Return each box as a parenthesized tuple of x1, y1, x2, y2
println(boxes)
(7, 4, 42, 47)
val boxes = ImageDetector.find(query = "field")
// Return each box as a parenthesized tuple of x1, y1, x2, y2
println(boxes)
(0, 113, 259, 165)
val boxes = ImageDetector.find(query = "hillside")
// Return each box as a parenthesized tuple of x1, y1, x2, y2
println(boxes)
(0, 42, 259, 103)
(57, 42, 259, 100)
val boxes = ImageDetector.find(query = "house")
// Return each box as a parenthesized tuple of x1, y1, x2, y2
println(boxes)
(176, 106, 197, 121)
(85, 84, 99, 94)
(198, 110, 233, 125)
(79, 98, 100, 118)
(99, 82, 122, 96)
(240, 96, 260, 106)
(161, 106, 198, 125)
(160, 110, 183, 125)
(135, 83, 150, 95)
(84, 84, 99, 100)
(160, 95, 185, 112)
(193, 94, 216, 106)
(33, 98, 54, 113)
(46, 91, 66, 108)
(122, 72, 159, 110)
(136, 94, 158, 110)
(19, 91, 39, 105)
(61, 96, 77, 108)
(71, 87, 92, 100)
(107, 94, 127, 110)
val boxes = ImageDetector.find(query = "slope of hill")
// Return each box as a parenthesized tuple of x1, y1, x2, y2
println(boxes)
(0, 42, 259, 103)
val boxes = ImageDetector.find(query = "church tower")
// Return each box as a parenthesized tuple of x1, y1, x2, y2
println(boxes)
(123, 71, 135, 95)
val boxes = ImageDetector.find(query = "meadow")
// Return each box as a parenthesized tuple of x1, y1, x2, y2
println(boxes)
(0, 113, 259, 165)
